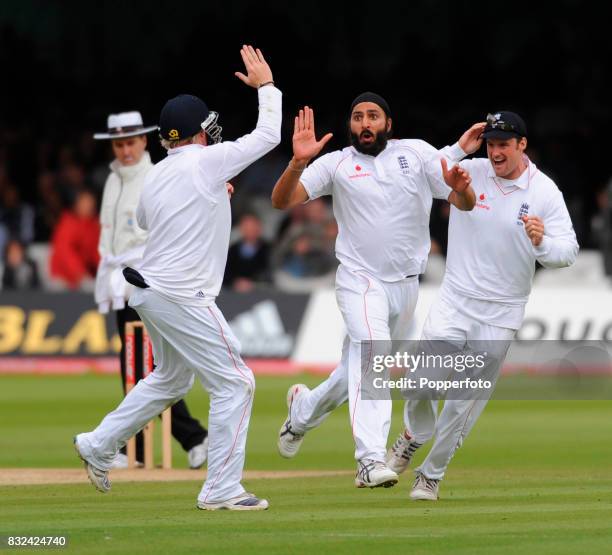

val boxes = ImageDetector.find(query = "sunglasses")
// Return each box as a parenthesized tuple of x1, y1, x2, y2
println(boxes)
(486, 113, 517, 132)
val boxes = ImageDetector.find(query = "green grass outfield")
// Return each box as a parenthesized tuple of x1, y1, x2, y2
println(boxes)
(1, 373, 612, 554)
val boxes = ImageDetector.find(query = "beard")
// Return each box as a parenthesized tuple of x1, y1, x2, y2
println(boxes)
(349, 126, 391, 156)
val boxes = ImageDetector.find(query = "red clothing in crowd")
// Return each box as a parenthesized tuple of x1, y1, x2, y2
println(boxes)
(50, 210, 100, 288)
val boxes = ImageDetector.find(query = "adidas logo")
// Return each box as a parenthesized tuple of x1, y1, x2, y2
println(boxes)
(229, 300, 293, 357)
(195, 290, 206, 298)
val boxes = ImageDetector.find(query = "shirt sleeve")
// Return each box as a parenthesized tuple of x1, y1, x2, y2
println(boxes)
(300, 152, 338, 200)
(532, 187, 579, 268)
(136, 198, 147, 231)
(440, 142, 467, 164)
(420, 141, 466, 200)
(200, 85, 282, 185)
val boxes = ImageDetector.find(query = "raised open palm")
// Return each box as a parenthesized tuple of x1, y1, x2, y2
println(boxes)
(234, 45, 273, 89)
(293, 106, 333, 163)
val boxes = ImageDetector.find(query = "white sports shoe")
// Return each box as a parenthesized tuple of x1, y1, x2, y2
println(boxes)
(110, 453, 129, 469)
(354, 459, 398, 489)
(386, 430, 422, 475)
(197, 492, 269, 511)
(410, 472, 439, 501)
(73, 436, 111, 493)
(188, 437, 209, 469)
(110, 452, 143, 469)
(277, 384, 309, 459)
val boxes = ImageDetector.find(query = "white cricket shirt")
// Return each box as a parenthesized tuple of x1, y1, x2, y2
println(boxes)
(301, 139, 465, 282)
(442, 156, 579, 329)
(135, 86, 282, 305)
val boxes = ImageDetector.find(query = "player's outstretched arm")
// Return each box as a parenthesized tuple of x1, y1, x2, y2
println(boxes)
(234, 45, 274, 88)
(271, 106, 333, 209)
(209, 45, 281, 185)
(442, 158, 476, 210)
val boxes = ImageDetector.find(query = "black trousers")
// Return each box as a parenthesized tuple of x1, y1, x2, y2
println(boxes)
(116, 306, 208, 461)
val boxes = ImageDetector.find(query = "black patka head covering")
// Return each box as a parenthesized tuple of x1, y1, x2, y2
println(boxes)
(350, 92, 391, 118)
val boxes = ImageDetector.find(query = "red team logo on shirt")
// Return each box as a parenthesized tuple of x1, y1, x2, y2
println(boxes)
(349, 164, 371, 179)
(476, 193, 490, 210)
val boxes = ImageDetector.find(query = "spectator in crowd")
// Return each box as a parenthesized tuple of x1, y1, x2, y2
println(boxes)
(278, 232, 335, 277)
(273, 197, 337, 280)
(56, 159, 87, 207)
(276, 197, 331, 242)
(224, 212, 271, 291)
(34, 171, 63, 242)
(274, 224, 337, 279)
(0, 183, 35, 256)
(49, 189, 100, 289)
(1, 238, 39, 290)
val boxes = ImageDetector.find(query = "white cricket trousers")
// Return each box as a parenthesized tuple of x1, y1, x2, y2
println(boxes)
(292, 264, 419, 462)
(403, 291, 516, 480)
(76, 288, 255, 504)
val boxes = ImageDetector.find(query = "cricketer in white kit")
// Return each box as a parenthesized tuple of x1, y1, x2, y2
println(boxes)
(386, 111, 579, 501)
(272, 93, 482, 488)
(75, 46, 281, 511)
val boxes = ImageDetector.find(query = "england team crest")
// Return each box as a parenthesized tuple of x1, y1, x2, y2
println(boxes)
(517, 203, 529, 225)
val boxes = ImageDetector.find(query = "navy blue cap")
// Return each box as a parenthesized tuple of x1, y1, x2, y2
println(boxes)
(159, 94, 209, 141)
(482, 111, 527, 140)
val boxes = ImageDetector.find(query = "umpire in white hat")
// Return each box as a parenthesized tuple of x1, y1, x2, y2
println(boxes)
(93, 110, 209, 469)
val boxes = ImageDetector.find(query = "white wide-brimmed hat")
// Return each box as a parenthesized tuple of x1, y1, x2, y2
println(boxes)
(93, 111, 158, 140)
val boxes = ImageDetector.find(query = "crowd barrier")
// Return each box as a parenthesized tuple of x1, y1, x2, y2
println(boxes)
(1, 285, 610, 374)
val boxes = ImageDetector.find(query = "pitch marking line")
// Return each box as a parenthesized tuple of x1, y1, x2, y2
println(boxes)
(0, 468, 353, 486)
